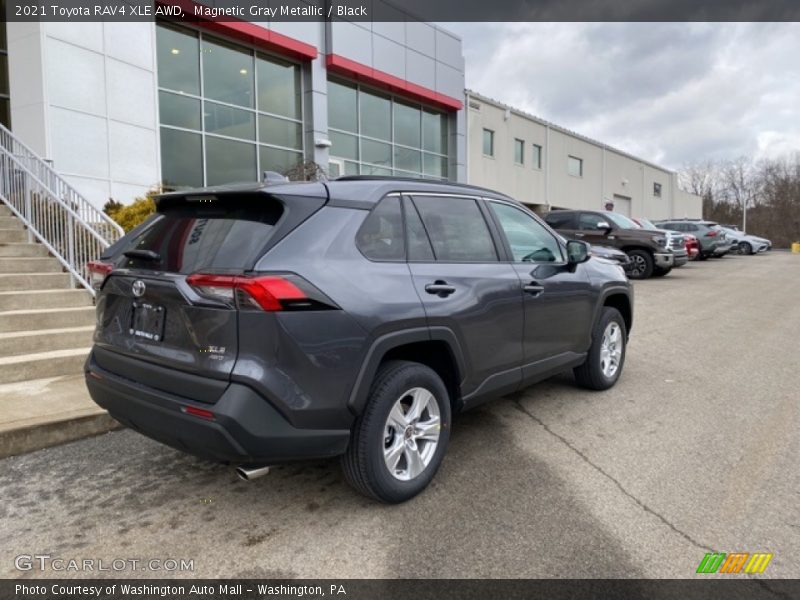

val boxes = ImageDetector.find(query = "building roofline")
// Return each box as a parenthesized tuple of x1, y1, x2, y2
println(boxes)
(465, 89, 676, 176)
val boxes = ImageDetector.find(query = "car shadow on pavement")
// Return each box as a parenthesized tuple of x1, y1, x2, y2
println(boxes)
(2, 393, 642, 580)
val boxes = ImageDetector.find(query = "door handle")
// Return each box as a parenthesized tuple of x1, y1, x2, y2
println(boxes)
(574, 233, 585, 238)
(425, 281, 456, 297)
(523, 283, 545, 297)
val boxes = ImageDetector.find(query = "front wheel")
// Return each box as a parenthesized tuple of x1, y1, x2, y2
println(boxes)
(738, 241, 753, 255)
(626, 249, 654, 279)
(574, 307, 627, 390)
(341, 361, 451, 503)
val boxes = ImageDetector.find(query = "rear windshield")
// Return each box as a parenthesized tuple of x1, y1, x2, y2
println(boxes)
(119, 196, 284, 274)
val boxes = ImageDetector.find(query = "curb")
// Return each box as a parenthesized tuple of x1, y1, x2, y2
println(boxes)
(0, 412, 123, 459)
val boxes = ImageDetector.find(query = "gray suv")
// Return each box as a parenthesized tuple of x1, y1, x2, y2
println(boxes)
(85, 177, 633, 503)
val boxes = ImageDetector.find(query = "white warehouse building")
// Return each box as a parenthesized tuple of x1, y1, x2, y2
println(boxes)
(466, 90, 702, 219)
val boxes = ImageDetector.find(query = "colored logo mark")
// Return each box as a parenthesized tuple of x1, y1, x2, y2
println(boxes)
(696, 552, 773, 574)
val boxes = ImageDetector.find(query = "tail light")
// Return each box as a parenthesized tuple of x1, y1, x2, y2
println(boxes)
(186, 273, 338, 312)
(87, 260, 113, 291)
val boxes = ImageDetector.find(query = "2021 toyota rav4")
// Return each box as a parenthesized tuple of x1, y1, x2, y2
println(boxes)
(85, 177, 633, 503)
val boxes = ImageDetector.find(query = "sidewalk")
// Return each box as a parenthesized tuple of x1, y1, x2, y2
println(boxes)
(0, 374, 121, 458)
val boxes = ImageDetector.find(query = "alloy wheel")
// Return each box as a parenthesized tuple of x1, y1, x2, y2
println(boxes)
(599, 322, 623, 378)
(631, 255, 646, 277)
(383, 388, 441, 481)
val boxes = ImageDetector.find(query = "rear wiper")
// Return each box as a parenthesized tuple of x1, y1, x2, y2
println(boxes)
(124, 249, 161, 262)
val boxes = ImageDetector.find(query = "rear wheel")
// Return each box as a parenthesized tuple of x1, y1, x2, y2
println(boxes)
(626, 249, 653, 279)
(342, 361, 451, 503)
(574, 307, 627, 390)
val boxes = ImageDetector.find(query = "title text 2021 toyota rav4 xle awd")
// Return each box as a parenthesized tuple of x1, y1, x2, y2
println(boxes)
(85, 177, 633, 503)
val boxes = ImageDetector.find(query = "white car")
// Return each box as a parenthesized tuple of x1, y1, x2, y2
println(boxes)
(719, 227, 770, 255)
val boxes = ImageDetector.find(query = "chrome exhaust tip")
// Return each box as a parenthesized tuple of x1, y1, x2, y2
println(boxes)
(235, 465, 271, 481)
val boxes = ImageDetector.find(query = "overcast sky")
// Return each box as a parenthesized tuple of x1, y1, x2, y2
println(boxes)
(442, 23, 800, 169)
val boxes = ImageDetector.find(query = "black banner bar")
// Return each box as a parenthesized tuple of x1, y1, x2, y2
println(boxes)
(4, 0, 800, 23)
(4, 579, 800, 600)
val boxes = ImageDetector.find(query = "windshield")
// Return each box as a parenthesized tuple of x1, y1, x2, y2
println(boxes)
(603, 212, 641, 230)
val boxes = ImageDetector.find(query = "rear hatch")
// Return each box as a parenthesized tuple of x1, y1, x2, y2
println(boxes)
(93, 186, 326, 397)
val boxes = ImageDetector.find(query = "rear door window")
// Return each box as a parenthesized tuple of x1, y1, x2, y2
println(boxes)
(119, 195, 284, 273)
(403, 196, 435, 261)
(411, 195, 498, 262)
(579, 212, 606, 231)
(544, 211, 575, 229)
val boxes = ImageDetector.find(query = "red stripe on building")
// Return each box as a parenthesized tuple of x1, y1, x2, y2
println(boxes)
(326, 54, 463, 112)
(157, 0, 317, 60)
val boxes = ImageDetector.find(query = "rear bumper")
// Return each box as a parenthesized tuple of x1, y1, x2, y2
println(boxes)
(85, 351, 350, 465)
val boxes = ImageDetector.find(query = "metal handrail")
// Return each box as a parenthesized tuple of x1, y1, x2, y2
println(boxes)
(0, 122, 124, 295)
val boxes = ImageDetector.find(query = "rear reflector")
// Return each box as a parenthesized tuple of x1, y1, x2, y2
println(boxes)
(186, 273, 334, 312)
(181, 405, 215, 421)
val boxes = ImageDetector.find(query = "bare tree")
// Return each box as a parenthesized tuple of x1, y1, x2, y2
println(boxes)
(680, 154, 800, 247)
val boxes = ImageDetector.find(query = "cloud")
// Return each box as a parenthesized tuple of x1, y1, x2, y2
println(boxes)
(443, 22, 800, 168)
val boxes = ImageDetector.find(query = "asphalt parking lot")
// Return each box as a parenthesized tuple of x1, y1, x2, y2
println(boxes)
(1, 252, 798, 579)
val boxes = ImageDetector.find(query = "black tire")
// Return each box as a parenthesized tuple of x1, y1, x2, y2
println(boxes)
(697, 253, 709, 261)
(653, 267, 672, 277)
(574, 307, 627, 391)
(738, 241, 753, 255)
(626, 249, 654, 279)
(341, 360, 451, 503)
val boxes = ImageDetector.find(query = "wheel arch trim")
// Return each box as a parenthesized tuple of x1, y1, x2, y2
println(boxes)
(346, 327, 467, 416)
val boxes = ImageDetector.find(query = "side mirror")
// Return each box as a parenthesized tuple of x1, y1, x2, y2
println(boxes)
(566, 240, 591, 265)
(596, 220, 613, 233)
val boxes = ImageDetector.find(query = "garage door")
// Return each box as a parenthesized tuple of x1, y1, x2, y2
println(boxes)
(613, 194, 632, 216)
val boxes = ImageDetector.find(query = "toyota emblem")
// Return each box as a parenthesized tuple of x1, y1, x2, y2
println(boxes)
(132, 280, 146, 297)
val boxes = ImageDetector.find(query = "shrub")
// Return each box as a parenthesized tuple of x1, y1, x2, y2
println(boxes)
(104, 194, 157, 232)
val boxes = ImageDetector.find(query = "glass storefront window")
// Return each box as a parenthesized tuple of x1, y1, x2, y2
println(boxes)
(258, 115, 302, 150)
(360, 91, 391, 141)
(156, 23, 304, 189)
(159, 91, 201, 130)
(202, 38, 254, 108)
(257, 54, 301, 119)
(160, 128, 203, 189)
(327, 78, 449, 180)
(394, 101, 421, 148)
(330, 131, 359, 161)
(156, 25, 200, 95)
(328, 80, 358, 133)
(423, 153, 447, 178)
(205, 137, 257, 186)
(362, 139, 392, 168)
(422, 110, 446, 154)
(394, 147, 422, 173)
(260, 146, 304, 174)
(204, 102, 256, 141)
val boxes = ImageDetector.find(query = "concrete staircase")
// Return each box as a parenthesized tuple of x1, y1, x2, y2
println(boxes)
(0, 202, 117, 458)
(0, 204, 95, 384)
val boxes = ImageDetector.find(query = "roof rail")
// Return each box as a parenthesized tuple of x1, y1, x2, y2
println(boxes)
(332, 175, 515, 199)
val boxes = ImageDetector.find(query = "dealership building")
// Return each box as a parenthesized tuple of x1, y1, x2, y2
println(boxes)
(466, 91, 702, 219)
(2, 14, 699, 219)
(3, 13, 466, 208)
